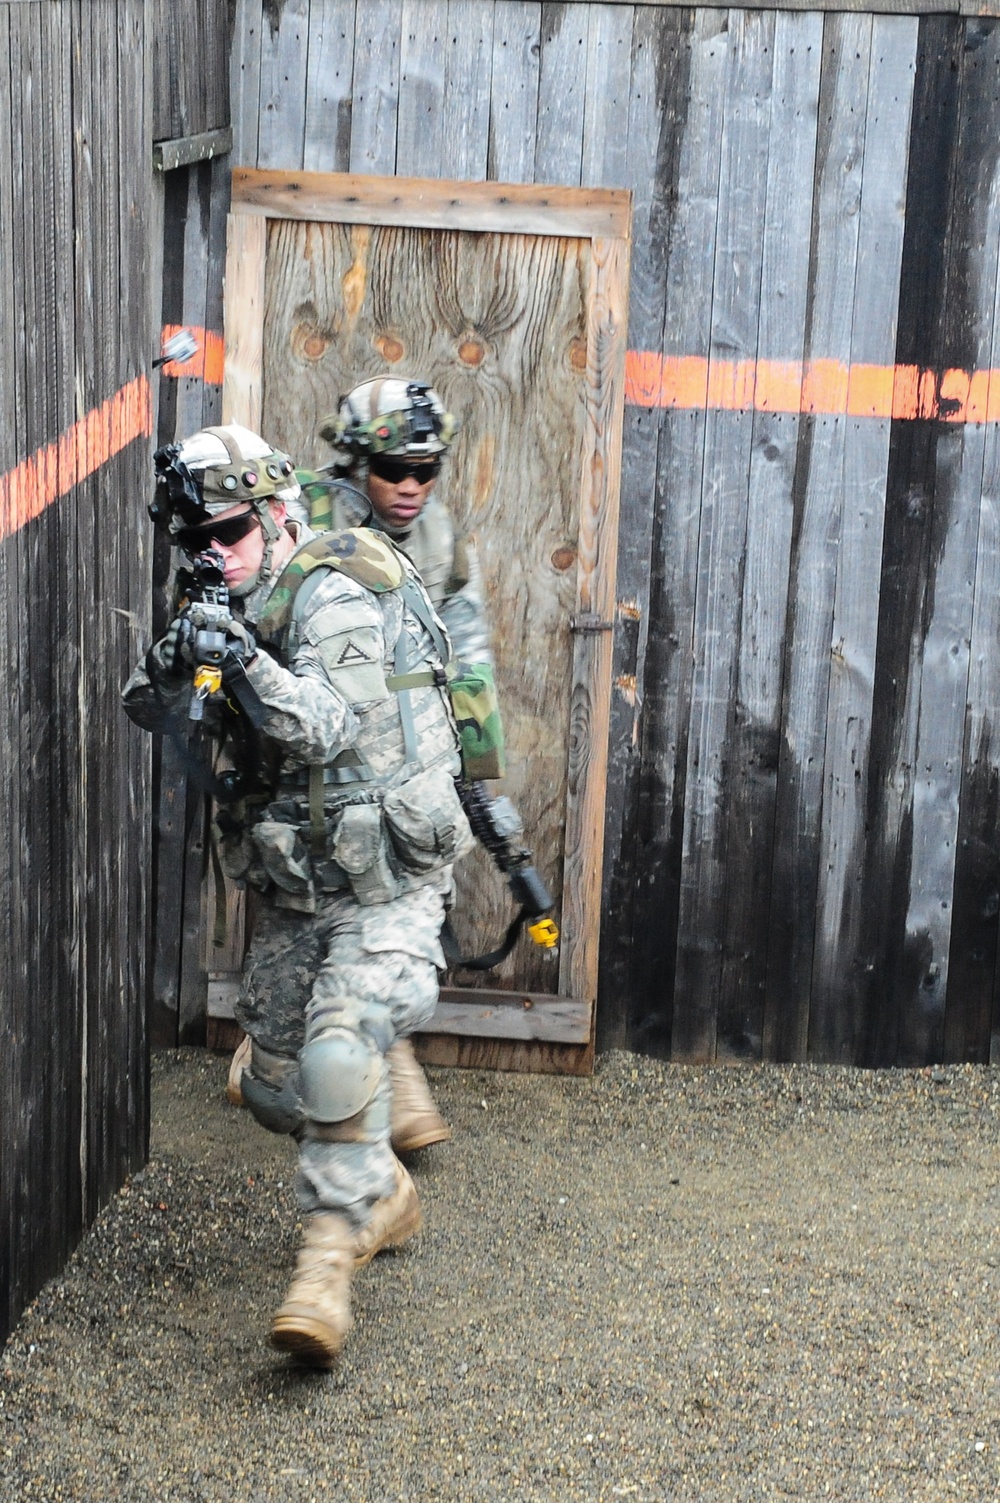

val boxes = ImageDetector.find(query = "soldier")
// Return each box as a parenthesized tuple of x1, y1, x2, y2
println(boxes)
(229, 376, 504, 1150)
(123, 423, 475, 1366)
(308, 377, 493, 668)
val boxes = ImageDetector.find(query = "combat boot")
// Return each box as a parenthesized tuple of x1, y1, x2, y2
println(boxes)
(388, 1039, 452, 1152)
(226, 1034, 252, 1106)
(353, 1158, 423, 1268)
(270, 1213, 354, 1367)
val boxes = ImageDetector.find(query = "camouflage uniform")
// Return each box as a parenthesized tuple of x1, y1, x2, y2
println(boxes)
(123, 520, 472, 1230)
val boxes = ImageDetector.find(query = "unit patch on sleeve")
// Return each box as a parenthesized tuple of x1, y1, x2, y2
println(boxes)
(337, 638, 377, 667)
(317, 625, 389, 703)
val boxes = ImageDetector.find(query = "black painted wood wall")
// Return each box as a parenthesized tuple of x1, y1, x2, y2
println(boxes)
(231, 1, 1000, 1068)
(0, 2, 153, 1343)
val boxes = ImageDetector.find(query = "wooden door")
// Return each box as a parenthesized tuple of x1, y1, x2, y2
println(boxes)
(224, 171, 630, 1073)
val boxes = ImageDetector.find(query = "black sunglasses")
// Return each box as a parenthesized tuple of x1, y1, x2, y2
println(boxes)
(175, 509, 259, 555)
(368, 454, 443, 485)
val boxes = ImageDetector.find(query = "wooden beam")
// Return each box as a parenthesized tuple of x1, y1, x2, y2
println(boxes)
(426, 988, 590, 1044)
(222, 210, 265, 429)
(153, 126, 232, 173)
(230, 167, 633, 240)
(414, 1034, 595, 1077)
(487, 0, 1000, 13)
(559, 234, 630, 1014)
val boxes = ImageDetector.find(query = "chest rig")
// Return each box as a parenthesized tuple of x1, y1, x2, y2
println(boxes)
(291, 480, 503, 780)
(255, 527, 460, 847)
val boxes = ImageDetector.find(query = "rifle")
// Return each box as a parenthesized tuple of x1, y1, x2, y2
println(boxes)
(179, 549, 267, 728)
(451, 778, 559, 970)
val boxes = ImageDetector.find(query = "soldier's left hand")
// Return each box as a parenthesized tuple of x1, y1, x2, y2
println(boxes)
(152, 613, 196, 676)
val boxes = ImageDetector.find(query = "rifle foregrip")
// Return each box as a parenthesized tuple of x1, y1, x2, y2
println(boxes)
(507, 865, 553, 918)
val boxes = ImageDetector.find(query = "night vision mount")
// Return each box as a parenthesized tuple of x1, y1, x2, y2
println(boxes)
(150, 443, 204, 529)
(332, 382, 446, 458)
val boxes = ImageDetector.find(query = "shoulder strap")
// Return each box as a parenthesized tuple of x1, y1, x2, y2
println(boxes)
(295, 470, 371, 532)
(398, 576, 452, 669)
(256, 528, 406, 649)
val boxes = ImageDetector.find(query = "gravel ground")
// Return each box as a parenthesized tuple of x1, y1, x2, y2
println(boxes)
(2, 1048, 1000, 1501)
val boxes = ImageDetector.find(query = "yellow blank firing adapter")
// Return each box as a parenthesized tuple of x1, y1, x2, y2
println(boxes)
(193, 665, 223, 697)
(527, 916, 560, 949)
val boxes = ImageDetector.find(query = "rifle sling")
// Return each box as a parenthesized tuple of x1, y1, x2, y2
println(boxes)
(440, 909, 529, 973)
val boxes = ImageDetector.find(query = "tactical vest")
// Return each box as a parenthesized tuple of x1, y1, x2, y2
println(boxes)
(256, 528, 461, 796)
(293, 478, 504, 779)
(248, 527, 472, 908)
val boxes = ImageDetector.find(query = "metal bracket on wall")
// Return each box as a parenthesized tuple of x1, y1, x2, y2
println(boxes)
(153, 126, 233, 174)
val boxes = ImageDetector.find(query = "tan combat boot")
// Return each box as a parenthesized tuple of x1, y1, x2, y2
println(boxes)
(225, 1034, 252, 1107)
(270, 1213, 354, 1367)
(353, 1158, 423, 1268)
(388, 1039, 452, 1152)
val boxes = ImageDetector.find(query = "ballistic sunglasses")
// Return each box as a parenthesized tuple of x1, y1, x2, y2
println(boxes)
(175, 508, 259, 555)
(368, 454, 443, 485)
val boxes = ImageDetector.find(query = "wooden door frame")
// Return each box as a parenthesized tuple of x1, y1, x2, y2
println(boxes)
(223, 169, 632, 1074)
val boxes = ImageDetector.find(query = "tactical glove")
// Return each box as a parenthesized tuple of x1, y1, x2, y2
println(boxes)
(150, 614, 195, 678)
(218, 618, 258, 679)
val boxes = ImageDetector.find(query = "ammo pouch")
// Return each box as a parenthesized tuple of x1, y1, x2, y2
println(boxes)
(249, 818, 317, 912)
(383, 765, 474, 874)
(331, 802, 400, 906)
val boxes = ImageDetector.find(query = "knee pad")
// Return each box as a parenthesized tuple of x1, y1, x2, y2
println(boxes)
(241, 1045, 304, 1136)
(298, 1027, 382, 1124)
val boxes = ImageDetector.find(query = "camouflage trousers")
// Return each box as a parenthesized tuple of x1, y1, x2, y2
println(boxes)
(235, 879, 448, 1229)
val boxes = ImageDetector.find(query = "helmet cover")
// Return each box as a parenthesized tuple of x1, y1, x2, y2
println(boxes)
(319, 377, 458, 466)
(151, 424, 301, 535)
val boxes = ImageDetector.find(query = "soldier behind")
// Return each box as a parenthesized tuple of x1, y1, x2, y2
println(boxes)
(123, 423, 476, 1366)
(283, 376, 504, 1142)
(308, 377, 493, 667)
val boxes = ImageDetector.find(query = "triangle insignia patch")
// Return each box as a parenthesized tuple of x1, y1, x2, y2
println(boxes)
(336, 638, 376, 666)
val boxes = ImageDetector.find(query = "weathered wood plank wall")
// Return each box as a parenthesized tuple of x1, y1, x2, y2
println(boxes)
(230, 1, 1000, 1067)
(0, 0, 152, 1345)
(149, 0, 230, 145)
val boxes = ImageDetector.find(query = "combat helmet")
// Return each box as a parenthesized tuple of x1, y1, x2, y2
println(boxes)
(319, 378, 458, 468)
(151, 424, 301, 595)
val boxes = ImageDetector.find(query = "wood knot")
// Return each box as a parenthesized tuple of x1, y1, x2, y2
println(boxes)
(551, 545, 577, 572)
(568, 336, 588, 373)
(458, 337, 486, 367)
(374, 333, 405, 363)
(291, 321, 333, 363)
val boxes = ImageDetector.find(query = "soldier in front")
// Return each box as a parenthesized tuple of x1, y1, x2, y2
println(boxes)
(122, 423, 475, 1366)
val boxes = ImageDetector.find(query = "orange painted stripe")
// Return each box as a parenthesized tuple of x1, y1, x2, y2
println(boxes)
(160, 324, 225, 385)
(10, 343, 995, 547)
(625, 351, 1000, 423)
(0, 375, 152, 544)
(154, 330, 1000, 420)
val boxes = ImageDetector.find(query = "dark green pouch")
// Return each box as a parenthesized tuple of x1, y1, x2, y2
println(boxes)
(449, 662, 506, 781)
